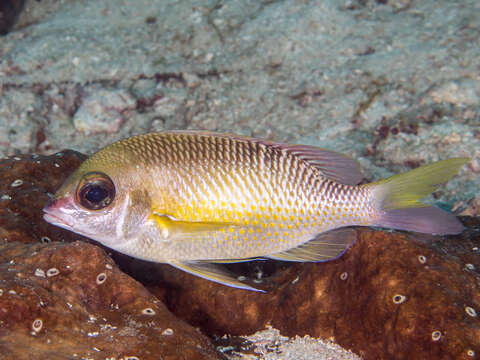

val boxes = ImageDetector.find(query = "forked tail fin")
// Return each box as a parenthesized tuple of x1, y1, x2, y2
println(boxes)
(370, 158, 469, 235)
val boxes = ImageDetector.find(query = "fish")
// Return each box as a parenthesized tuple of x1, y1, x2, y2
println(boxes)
(43, 131, 469, 291)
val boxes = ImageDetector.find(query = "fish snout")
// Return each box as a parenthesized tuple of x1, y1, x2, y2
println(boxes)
(42, 195, 76, 229)
(43, 195, 74, 214)
(43, 197, 57, 212)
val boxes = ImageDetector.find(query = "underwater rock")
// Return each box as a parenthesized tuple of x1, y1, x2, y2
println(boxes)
(1, 150, 479, 359)
(146, 226, 480, 360)
(0, 151, 86, 244)
(72, 88, 136, 136)
(0, 240, 222, 359)
(0, 0, 25, 35)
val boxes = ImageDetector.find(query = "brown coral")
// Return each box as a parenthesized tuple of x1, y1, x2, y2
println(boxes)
(0, 150, 479, 359)
(0, 240, 222, 359)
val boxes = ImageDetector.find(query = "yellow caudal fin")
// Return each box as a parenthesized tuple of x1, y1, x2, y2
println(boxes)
(371, 158, 469, 235)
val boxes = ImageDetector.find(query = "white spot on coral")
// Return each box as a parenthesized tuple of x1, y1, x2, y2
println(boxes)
(46, 268, 60, 277)
(142, 307, 156, 316)
(0, 289, 3, 296)
(0, 194, 11, 200)
(291, 276, 300, 284)
(32, 319, 43, 332)
(340, 272, 348, 281)
(40, 236, 51, 244)
(54, 163, 60, 168)
(467, 350, 475, 357)
(96, 272, 107, 285)
(162, 328, 174, 336)
(87, 331, 99, 337)
(105, 264, 113, 270)
(431, 330, 442, 341)
(8, 290, 16, 295)
(465, 263, 475, 270)
(34, 268, 45, 278)
(13, 156, 21, 161)
(100, 324, 117, 331)
(10, 179, 23, 188)
(393, 295, 406, 304)
(465, 306, 477, 317)
(417, 255, 427, 264)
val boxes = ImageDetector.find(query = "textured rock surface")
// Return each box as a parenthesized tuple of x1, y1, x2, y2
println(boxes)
(0, 151, 86, 245)
(1, 150, 479, 359)
(0, 152, 225, 359)
(0, 240, 222, 359)
(140, 226, 480, 360)
(0, 0, 25, 34)
(2, 0, 479, 358)
(217, 327, 362, 360)
(0, 0, 478, 205)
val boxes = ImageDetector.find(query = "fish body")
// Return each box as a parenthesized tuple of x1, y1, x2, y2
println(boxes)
(43, 131, 468, 291)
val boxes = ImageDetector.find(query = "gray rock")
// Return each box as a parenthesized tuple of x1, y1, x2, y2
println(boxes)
(0, 0, 478, 198)
(73, 88, 136, 136)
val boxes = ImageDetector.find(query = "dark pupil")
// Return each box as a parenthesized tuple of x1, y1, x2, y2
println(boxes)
(77, 173, 115, 211)
(85, 185, 108, 204)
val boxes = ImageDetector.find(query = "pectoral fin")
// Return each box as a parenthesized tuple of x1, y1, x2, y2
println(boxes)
(266, 228, 357, 262)
(168, 261, 265, 292)
(150, 212, 235, 239)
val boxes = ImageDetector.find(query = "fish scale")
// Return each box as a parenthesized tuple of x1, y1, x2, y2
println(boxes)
(129, 134, 370, 259)
(43, 131, 468, 291)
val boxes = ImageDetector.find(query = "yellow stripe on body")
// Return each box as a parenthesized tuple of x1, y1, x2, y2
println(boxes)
(144, 134, 375, 260)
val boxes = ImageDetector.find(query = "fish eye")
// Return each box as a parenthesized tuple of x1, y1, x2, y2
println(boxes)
(77, 172, 115, 210)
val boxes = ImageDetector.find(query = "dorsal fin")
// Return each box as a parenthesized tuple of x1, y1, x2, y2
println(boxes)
(159, 131, 364, 185)
(277, 144, 363, 185)
(265, 228, 357, 262)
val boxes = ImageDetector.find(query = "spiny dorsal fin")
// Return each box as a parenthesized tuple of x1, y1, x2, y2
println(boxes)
(168, 261, 264, 292)
(266, 228, 357, 262)
(160, 131, 364, 185)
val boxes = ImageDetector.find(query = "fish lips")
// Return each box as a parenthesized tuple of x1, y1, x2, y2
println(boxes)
(43, 197, 75, 230)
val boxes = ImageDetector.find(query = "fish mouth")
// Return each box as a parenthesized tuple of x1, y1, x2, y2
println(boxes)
(43, 197, 74, 229)
(43, 211, 73, 229)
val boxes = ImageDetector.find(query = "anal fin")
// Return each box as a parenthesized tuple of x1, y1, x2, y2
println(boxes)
(168, 261, 265, 292)
(266, 228, 357, 262)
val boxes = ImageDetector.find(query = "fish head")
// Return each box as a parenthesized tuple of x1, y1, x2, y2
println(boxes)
(43, 151, 151, 248)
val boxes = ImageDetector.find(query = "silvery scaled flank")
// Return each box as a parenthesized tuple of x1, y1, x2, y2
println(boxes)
(43, 131, 468, 291)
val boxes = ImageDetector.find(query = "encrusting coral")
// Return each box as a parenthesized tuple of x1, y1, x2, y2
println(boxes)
(0, 151, 478, 359)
